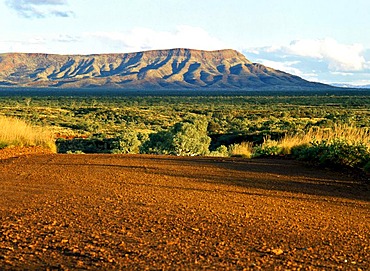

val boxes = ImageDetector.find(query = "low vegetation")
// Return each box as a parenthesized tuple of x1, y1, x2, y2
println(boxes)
(228, 142, 254, 158)
(0, 116, 56, 152)
(255, 125, 370, 173)
(0, 90, 369, 174)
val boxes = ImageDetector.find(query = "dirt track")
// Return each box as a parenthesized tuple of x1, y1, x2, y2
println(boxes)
(0, 152, 369, 270)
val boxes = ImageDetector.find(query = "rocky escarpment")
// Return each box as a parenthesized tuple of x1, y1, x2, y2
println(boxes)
(0, 48, 325, 89)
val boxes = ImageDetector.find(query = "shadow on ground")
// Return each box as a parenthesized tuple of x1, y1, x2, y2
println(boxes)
(49, 154, 370, 202)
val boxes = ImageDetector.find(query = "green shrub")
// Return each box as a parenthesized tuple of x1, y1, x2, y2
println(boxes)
(290, 144, 316, 160)
(140, 117, 211, 156)
(0, 142, 8, 150)
(364, 161, 370, 174)
(140, 131, 174, 155)
(111, 130, 141, 154)
(209, 145, 229, 157)
(292, 139, 370, 170)
(253, 145, 281, 157)
(172, 120, 211, 156)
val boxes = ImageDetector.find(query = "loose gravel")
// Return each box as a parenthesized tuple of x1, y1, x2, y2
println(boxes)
(0, 153, 369, 270)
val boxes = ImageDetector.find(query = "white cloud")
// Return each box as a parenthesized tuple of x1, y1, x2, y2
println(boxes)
(243, 39, 370, 86)
(87, 25, 228, 53)
(284, 38, 366, 72)
(0, 39, 45, 53)
(257, 59, 319, 82)
(5, 0, 74, 18)
(0, 26, 227, 55)
(248, 38, 367, 72)
(330, 71, 354, 76)
(0, 33, 81, 54)
(257, 59, 301, 74)
(365, 61, 370, 70)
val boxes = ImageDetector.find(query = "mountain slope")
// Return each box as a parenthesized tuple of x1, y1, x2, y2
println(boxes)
(0, 48, 326, 89)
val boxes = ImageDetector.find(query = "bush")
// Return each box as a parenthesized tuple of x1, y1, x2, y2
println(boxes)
(209, 145, 229, 157)
(253, 139, 281, 157)
(140, 131, 174, 155)
(250, 125, 370, 174)
(111, 130, 141, 154)
(291, 139, 370, 170)
(364, 161, 370, 174)
(172, 120, 211, 156)
(0, 142, 8, 149)
(140, 117, 211, 156)
(254, 145, 281, 157)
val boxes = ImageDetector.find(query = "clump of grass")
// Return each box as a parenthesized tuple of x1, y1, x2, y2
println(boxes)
(254, 124, 370, 174)
(262, 124, 370, 156)
(0, 116, 56, 152)
(285, 124, 368, 152)
(228, 142, 253, 158)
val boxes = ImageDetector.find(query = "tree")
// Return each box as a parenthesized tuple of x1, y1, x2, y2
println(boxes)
(140, 130, 174, 155)
(140, 116, 211, 156)
(172, 121, 210, 156)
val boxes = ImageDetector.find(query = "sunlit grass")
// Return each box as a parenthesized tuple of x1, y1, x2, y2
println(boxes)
(277, 124, 370, 154)
(228, 142, 253, 158)
(263, 124, 370, 155)
(0, 116, 56, 152)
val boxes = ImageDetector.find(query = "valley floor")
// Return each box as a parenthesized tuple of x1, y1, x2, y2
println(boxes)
(0, 153, 369, 270)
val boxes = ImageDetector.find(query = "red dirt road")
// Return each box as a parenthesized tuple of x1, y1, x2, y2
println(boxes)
(0, 153, 369, 270)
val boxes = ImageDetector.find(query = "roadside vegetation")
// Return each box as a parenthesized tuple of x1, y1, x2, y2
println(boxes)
(0, 116, 56, 152)
(255, 124, 370, 173)
(0, 90, 369, 174)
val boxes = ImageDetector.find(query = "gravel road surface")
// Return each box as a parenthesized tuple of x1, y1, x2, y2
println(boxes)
(0, 152, 369, 270)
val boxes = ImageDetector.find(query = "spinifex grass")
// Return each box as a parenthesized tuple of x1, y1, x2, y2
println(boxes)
(228, 142, 254, 158)
(275, 124, 370, 155)
(0, 116, 56, 152)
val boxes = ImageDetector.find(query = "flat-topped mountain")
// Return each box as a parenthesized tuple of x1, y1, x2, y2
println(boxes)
(0, 48, 326, 89)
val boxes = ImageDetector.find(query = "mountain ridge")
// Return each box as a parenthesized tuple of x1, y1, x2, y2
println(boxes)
(0, 48, 329, 89)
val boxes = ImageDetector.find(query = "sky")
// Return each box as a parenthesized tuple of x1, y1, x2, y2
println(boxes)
(0, 0, 369, 86)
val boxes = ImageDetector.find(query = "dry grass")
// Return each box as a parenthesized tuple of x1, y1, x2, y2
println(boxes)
(272, 124, 370, 155)
(228, 142, 253, 158)
(0, 116, 56, 152)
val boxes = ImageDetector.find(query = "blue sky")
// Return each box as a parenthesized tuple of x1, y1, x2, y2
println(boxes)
(1, 0, 369, 86)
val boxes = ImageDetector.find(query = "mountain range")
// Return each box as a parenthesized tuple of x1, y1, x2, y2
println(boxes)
(0, 48, 330, 89)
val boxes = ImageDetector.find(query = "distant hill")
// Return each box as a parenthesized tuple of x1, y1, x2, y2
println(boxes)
(330, 83, 370, 89)
(0, 48, 330, 89)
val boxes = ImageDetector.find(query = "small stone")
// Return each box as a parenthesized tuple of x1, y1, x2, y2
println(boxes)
(271, 248, 284, 255)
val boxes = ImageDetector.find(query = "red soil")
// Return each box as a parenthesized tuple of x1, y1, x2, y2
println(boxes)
(0, 151, 369, 270)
